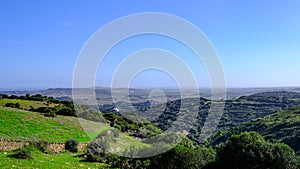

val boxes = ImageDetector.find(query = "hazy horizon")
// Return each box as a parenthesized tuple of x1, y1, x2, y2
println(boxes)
(1, 86, 300, 92)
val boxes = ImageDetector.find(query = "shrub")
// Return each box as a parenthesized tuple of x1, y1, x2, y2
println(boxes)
(8, 148, 32, 159)
(215, 132, 298, 169)
(4, 102, 20, 109)
(65, 138, 79, 153)
(30, 141, 48, 153)
(44, 111, 57, 118)
(57, 107, 76, 116)
(149, 145, 215, 169)
(86, 139, 110, 162)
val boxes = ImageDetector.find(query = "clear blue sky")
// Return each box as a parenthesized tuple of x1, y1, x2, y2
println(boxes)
(1, 0, 300, 89)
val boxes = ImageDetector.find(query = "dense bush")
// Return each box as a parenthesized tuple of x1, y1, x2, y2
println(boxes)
(8, 147, 32, 159)
(149, 145, 216, 169)
(86, 139, 110, 162)
(215, 132, 298, 169)
(57, 107, 76, 116)
(30, 107, 57, 118)
(65, 138, 79, 153)
(4, 102, 20, 108)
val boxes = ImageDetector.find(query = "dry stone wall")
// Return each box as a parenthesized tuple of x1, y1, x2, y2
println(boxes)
(0, 139, 88, 153)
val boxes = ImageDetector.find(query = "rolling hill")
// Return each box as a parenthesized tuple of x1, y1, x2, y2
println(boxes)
(0, 106, 108, 142)
(209, 106, 300, 155)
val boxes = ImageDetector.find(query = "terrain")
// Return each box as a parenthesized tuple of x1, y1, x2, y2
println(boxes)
(0, 88, 300, 168)
(210, 105, 300, 155)
(0, 107, 107, 142)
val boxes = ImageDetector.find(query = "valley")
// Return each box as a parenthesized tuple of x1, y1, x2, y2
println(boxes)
(0, 88, 299, 168)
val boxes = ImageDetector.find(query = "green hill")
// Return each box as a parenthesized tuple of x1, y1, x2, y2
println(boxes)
(210, 106, 300, 155)
(0, 106, 108, 142)
(0, 106, 152, 154)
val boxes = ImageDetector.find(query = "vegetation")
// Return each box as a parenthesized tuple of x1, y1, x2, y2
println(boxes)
(8, 147, 32, 160)
(214, 132, 298, 169)
(209, 106, 300, 155)
(103, 112, 162, 138)
(148, 145, 215, 169)
(0, 94, 106, 122)
(65, 138, 79, 153)
(83, 131, 299, 169)
(97, 91, 300, 145)
(1, 91, 300, 168)
(1, 147, 109, 168)
(0, 107, 107, 142)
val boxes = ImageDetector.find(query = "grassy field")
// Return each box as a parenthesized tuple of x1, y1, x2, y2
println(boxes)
(0, 149, 111, 169)
(0, 107, 109, 142)
(0, 106, 149, 168)
(0, 99, 59, 110)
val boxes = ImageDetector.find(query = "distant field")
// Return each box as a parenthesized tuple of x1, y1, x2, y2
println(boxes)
(0, 99, 59, 110)
(0, 150, 110, 169)
(0, 107, 109, 142)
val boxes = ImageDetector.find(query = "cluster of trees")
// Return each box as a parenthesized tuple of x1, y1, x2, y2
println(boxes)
(208, 106, 300, 155)
(29, 106, 76, 118)
(4, 102, 20, 109)
(85, 132, 299, 169)
(0, 93, 56, 102)
(27, 96, 76, 118)
(1, 94, 106, 121)
(212, 132, 299, 169)
(103, 113, 162, 138)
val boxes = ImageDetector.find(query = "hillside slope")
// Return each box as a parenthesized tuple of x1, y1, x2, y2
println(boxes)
(210, 106, 300, 155)
(0, 107, 108, 142)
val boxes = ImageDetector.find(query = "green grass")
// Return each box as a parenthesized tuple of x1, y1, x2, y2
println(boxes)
(0, 106, 148, 152)
(0, 149, 111, 169)
(0, 106, 109, 142)
(0, 99, 58, 110)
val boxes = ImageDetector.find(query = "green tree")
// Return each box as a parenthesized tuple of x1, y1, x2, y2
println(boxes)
(150, 145, 215, 169)
(216, 132, 298, 169)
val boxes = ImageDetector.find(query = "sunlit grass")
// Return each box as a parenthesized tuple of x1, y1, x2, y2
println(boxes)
(0, 107, 108, 142)
(0, 150, 111, 169)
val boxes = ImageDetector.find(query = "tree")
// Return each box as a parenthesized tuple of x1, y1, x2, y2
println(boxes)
(215, 132, 298, 169)
(149, 145, 215, 169)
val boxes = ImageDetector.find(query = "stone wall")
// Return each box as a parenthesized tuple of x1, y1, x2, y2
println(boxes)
(0, 139, 88, 153)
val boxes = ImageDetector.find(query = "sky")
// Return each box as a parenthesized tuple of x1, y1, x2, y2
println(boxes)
(1, 0, 300, 89)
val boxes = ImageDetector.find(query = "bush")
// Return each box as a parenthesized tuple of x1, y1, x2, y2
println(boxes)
(65, 138, 79, 153)
(215, 132, 298, 169)
(149, 145, 215, 169)
(44, 111, 57, 118)
(4, 102, 20, 109)
(57, 107, 76, 116)
(8, 148, 32, 159)
(86, 139, 110, 162)
(30, 141, 48, 153)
